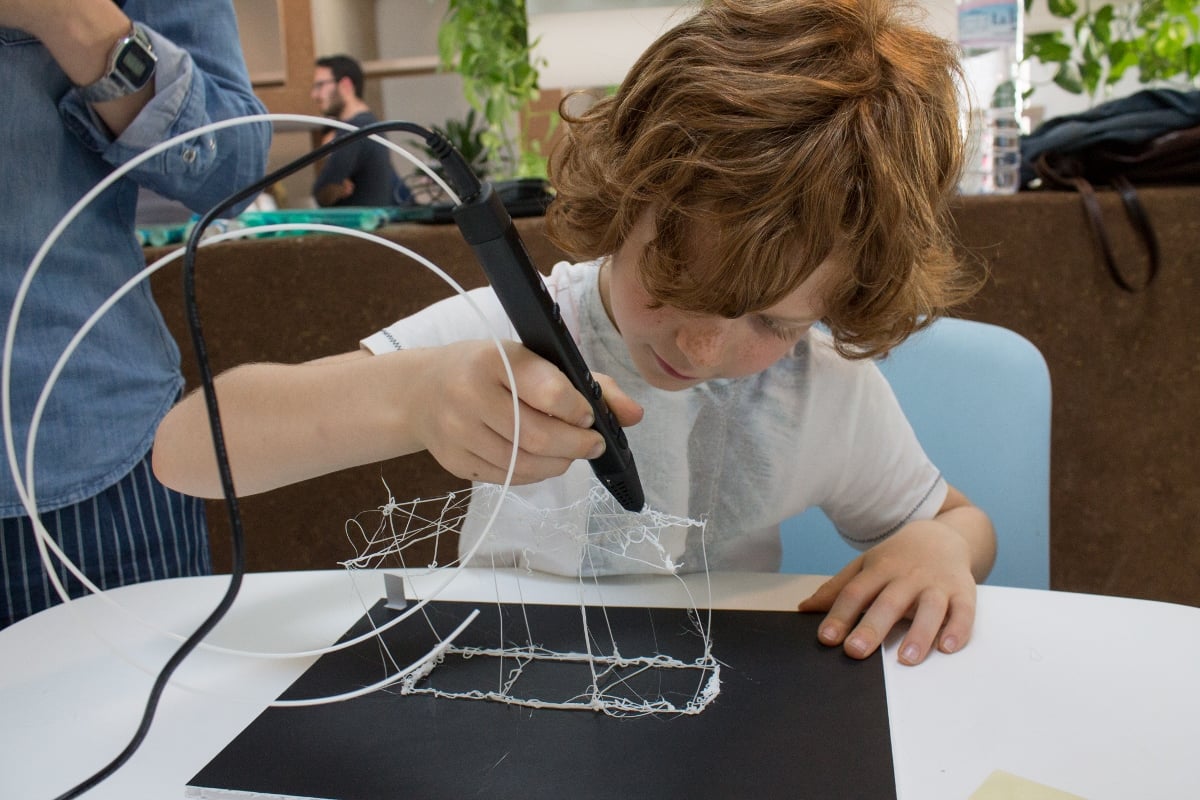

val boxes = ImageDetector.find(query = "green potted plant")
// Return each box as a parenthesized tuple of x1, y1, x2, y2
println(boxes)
(432, 108, 490, 178)
(1024, 0, 1200, 103)
(437, 0, 549, 179)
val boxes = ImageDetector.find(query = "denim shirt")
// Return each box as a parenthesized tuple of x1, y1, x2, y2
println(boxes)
(0, 1, 270, 515)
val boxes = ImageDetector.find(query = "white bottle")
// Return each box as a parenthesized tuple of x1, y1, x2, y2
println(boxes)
(956, 0, 1024, 194)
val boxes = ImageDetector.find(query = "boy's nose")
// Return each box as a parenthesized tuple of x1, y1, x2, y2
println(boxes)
(676, 320, 733, 371)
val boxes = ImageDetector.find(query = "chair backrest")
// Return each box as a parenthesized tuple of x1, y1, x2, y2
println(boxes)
(779, 317, 1051, 589)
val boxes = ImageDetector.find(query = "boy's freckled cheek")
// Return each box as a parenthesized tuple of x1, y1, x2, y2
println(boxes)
(726, 342, 780, 378)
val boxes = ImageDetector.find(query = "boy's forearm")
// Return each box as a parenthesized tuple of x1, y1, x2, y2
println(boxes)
(936, 503, 996, 583)
(152, 351, 425, 498)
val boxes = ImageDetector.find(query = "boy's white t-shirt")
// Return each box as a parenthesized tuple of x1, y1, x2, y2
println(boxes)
(362, 259, 946, 576)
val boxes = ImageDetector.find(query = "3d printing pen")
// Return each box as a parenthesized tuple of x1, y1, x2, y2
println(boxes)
(433, 145, 645, 512)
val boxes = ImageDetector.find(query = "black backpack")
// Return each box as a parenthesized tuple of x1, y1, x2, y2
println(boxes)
(1019, 89, 1200, 291)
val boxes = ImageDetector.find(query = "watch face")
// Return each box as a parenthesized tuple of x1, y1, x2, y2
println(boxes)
(116, 43, 153, 87)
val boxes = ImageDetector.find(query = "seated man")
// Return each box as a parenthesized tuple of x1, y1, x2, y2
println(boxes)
(310, 54, 410, 207)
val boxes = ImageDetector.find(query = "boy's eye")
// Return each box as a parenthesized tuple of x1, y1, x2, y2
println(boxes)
(755, 314, 809, 341)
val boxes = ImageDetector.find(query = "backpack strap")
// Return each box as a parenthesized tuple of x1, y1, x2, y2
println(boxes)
(1035, 153, 1160, 292)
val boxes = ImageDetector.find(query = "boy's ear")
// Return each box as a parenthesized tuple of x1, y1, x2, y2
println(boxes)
(625, 207, 659, 251)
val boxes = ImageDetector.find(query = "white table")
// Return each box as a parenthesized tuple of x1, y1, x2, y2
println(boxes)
(1, 569, 1198, 799)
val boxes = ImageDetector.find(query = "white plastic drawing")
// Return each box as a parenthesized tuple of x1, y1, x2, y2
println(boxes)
(343, 482, 721, 716)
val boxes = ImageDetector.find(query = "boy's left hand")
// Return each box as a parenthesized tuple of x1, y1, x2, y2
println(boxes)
(797, 519, 979, 666)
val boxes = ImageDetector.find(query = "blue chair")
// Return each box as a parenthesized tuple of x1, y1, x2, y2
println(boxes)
(779, 318, 1051, 589)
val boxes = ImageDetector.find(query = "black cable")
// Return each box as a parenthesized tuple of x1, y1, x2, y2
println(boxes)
(55, 119, 466, 800)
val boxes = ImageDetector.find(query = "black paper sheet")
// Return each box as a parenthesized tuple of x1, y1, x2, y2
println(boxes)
(189, 599, 895, 799)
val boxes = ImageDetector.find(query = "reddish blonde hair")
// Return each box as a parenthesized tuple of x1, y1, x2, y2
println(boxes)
(546, 0, 976, 357)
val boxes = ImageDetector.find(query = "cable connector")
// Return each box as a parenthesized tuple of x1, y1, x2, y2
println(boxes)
(422, 130, 483, 204)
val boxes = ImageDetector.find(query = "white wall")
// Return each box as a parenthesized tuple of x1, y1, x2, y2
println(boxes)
(313, 0, 380, 59)
(528, 5, 693, 88)
(374, 0, 471, 139)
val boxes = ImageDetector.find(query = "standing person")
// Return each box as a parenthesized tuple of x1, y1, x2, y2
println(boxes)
(310, 54, 410, 207)
(155, 0, 996, 667)
(0, 0, 271, 629)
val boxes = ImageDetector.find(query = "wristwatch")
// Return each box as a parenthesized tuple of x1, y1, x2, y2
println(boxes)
(78, 23, 157, 103)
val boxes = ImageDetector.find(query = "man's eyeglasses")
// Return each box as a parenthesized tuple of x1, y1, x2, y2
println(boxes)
(312, 79, 336, 91)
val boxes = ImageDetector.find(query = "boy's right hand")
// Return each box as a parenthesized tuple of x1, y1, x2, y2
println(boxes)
(409, 340, 643, 485)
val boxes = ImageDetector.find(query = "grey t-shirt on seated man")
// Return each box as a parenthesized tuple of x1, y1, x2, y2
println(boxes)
(313, 110, 410, 206)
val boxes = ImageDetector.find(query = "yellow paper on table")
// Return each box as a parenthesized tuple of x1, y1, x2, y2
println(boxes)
(969, 770, 1086, 800)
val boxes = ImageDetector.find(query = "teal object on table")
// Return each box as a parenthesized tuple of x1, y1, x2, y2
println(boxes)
(142, 208, 410, 246)
(136, 223, 189, 247)
(235, 207, 393, 236)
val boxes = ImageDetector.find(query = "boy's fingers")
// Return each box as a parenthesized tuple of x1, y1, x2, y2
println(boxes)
(593, 372, 644, 427)
(437, 423, 580, 486)
(937, 591, 976, 655)
(897, 589, 950, 665)
(796, 559, 860, 613)
(799, 558, 867, 649)
(842, 582, 917, 660)
(502, 358, 596, 427)
(811, 563, 885, 649)
(501, 353, 641, 431)
(479, 396, 605, 461)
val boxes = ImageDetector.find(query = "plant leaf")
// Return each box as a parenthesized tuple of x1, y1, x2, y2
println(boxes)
(1053, 62, 1085, 93)
(1049, 0, 1080, 18)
